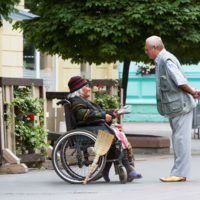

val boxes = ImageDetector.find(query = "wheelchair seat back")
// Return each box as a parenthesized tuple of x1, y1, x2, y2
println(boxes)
(63, 100, 76, 131)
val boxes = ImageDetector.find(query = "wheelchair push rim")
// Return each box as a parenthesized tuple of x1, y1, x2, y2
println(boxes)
(52, 130, 106, 184)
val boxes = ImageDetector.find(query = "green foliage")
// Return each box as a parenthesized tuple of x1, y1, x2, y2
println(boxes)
(14, 118, 48, 150)
(11, 86, 45, 116)
(14, 0, 200, 65)
(92, 79, 122, 110)
(94, 91, 122, 110)
(0, 0, 20, 27)
(4, 85, 48, 152)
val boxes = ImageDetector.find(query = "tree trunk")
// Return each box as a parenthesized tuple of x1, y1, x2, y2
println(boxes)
(122, 60, 131, 105)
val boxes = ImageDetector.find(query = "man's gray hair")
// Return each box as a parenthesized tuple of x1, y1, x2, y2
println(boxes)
(68, 88, 84, 99)
(146, 36, 165, 50)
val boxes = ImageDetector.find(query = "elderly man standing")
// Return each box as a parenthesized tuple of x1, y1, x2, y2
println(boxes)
(145, 36, 199, 182)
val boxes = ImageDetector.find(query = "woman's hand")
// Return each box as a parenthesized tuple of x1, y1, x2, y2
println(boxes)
(113, 109, 121, 118)
(105, 114, 112, 123)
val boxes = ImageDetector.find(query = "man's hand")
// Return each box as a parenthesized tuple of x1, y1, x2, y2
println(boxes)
(105, 114, 112, 123)
(193, 90, 200, 99)
(180, 85, 200, 99)
(113, 109, 121, 118)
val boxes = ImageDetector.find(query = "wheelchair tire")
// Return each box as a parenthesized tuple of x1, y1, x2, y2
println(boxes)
(127, 166, 136, 182)
(93, 174, 103, 181)
(52, 129, 107, 184)
(119, 166, 127, 184)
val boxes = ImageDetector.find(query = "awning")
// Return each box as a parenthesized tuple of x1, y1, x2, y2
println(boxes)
(0, 8, 40, 20)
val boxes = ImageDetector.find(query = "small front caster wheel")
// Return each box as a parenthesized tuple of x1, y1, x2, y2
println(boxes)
(119, 166, 127, 184)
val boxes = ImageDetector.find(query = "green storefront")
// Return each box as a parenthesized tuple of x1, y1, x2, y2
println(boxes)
(119, 62, 200, 122)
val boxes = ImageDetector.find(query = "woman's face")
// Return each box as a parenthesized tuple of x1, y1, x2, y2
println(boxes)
(82, 84, 91, 99)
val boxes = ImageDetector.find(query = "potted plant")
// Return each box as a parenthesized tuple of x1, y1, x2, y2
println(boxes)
(92, 83, 122, 110)
(136, 63, 156, 76)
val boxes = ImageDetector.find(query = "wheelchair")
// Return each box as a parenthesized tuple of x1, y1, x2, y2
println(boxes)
(48, 100, 135, 184)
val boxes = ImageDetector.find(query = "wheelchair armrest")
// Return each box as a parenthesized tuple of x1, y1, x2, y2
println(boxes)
(76, 119, 105, 126)
(56, 100, 70, 106)
(76, 119, 116, 136)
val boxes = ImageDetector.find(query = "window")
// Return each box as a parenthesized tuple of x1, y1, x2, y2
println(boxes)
(24, 0, 34, 10)
(23, 36, 35, 70)
(81, 63, 91, 79)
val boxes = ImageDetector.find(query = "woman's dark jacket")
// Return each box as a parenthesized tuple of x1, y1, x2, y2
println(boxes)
(69, 96, 115, 122)
(69, 96, 119, 160)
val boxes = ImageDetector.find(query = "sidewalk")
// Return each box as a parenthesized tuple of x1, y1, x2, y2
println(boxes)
(0, 122, 200, 200)
(123, 122, 200, 155)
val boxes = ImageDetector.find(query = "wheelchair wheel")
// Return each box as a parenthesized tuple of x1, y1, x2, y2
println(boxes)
(119, 166, 127, 184)
(93, 173, 103, 181)
(52, 129, 107, 184)
(127, 166, 136, 182)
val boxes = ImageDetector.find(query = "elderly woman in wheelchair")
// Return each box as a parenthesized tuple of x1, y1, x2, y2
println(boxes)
(52, 76, 142, 184)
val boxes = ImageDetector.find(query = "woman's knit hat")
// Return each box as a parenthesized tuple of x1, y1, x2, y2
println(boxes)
(68, 76, 88, 93)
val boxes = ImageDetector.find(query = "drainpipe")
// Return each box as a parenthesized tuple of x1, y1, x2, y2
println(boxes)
(55, 54, 58, 91)
(35, 49, 40, 78)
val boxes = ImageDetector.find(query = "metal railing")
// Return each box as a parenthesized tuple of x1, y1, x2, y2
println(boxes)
(193, 99, 200, 139)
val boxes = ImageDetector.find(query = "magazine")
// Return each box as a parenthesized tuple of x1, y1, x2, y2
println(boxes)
(117, 105, 132, 114)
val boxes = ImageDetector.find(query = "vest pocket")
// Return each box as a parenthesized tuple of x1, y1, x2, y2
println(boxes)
(163, 99, 182, 114)
(157, 100, 164, 115)
(163, 103, 171, 114)
(160, 75, 171, 103)
(170, 100, 182, 112)
(160, 75, 170, 91)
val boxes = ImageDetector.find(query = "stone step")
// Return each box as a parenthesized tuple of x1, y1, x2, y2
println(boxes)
(126, 134, 170, 154)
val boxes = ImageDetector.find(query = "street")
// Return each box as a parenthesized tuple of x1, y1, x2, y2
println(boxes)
(1, 155, 200, 200)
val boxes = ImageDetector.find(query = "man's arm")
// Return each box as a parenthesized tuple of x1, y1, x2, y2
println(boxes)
(166, 60, 188, 86)
(179, 84, 197, 95)
(166, 60, 200, 98)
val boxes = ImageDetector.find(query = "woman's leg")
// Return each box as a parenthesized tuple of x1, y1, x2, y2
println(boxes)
(122, 149, 133, 174)
(102, 162, 112, 182)
(122, 149, 142, 179)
